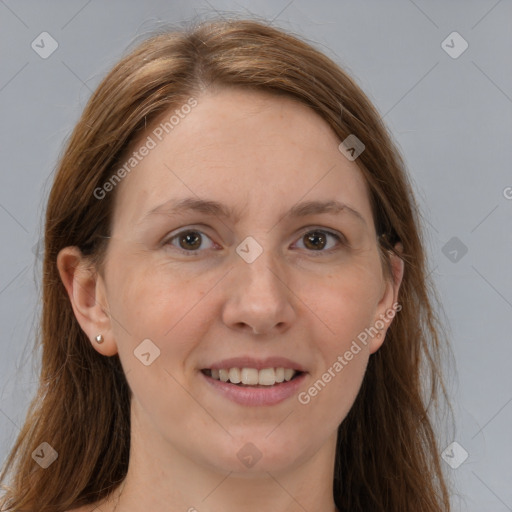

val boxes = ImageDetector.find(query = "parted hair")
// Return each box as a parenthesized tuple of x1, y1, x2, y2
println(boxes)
(0, 17, 451, 512)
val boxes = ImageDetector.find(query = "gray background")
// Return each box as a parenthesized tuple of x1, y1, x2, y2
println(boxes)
(1, 1, 511, 510)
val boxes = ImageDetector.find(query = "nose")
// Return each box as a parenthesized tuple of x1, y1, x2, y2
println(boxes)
(221, 246, 296, 336)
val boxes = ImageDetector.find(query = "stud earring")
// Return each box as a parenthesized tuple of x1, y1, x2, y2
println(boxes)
(95, 334, 104, 344)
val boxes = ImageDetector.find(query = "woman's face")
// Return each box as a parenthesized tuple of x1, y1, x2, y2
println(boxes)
(86, 88, 401, 474)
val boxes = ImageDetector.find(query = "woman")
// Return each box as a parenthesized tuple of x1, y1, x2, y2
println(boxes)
(0, 18, 451, 512)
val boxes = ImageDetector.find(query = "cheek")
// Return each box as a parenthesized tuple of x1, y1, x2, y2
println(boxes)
(311, 259, 383, 338)
(104, 259, 211, 424)
(300, 260, 382, 407)
(297, 286, 376, 430)
(104, 255, 216, 376)
(108, 254, 209, 331)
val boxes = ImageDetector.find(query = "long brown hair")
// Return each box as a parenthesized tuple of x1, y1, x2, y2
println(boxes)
(0, 17, 451, 511)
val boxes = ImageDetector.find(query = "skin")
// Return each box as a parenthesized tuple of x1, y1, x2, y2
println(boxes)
(59, 87, 403, 512)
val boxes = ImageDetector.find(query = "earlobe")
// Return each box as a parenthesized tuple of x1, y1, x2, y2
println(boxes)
(56, 247, 118, 356)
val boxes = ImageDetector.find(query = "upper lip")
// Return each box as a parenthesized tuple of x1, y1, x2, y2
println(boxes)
(202, 356, 307, 372)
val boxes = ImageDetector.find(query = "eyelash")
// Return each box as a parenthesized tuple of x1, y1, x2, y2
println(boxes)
(163, 227, 347, 257)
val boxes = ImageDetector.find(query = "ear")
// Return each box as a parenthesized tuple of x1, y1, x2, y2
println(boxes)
(369, 242, 404, 354)
(57, 246, 118, 356)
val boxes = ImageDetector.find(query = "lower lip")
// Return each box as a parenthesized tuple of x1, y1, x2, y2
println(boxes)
(201, 371, 307, 406)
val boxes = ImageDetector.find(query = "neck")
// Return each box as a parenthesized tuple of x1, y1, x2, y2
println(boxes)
(103, 403, 338, 512)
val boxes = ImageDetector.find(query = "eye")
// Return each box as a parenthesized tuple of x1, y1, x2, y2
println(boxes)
(164, 229, 216, 255)
(163, 227, 347, 257)
(293, 229, 346, 254)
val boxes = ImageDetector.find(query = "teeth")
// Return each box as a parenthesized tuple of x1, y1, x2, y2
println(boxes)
(207, 367, 299, 386)
(284, 368, 295, 381)
(241, 368, 259, 385)
(228, 367, 241, 384)
(259, 368, 275, 386)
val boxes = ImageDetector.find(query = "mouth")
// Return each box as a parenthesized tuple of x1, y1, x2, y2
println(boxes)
(201, 367, 304, 387)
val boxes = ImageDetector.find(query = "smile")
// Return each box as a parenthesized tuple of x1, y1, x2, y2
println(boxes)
(200, 367, 307, 406)
(202, 367, 302, 386)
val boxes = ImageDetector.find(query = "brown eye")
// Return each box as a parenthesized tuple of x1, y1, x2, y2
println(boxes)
(304, 231, 328, 250)
(178, 231, 202, 250)
(295, 229, 344, 253)
(165, 229, 215, 255)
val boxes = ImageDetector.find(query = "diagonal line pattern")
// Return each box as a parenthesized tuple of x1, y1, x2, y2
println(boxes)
(270, 0, 296, 24)
(201, 0, 229, 21)
(426, 265, 438, 280)
(266, 471, 310, 512)
(472, 61, 512, 104)
(61, 60, 95, 94)
(424, 217, 439, 235)
(471, 265, 512, 309)
(265, 410, 294, 438)
(61, 60, 120, 123)
(0, 62, 29, 92)
(381, 62, 439, 119)
(0, 406, 21, 432)
(0, 265, 29, 296)
(0, 0, 29, 28)
(471, 396, 512, 439)
(200, 471, 233, 502)
(472, 471, 512, 510)
(0, 203, 29, 233)
(471, 0, 503, 29)
(470, 204, 499, 233)
(407, 0, 439, 29)
(61, 0, 93, 30)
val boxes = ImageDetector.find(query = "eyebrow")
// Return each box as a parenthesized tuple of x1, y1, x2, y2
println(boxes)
(142, 197, 367, 225)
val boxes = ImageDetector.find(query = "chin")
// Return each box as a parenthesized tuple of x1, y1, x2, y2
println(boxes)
(198, 433, 313, 476)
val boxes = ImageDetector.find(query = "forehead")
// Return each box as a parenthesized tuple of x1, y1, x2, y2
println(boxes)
(111, 87, 374, 230)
